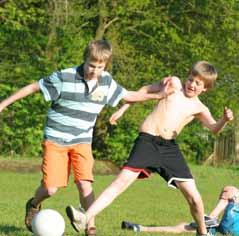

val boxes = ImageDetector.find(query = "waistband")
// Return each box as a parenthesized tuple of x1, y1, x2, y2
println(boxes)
(138, 132, 176, 145)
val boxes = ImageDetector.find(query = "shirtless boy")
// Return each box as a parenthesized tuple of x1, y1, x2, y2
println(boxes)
(66, 61, 233, 236)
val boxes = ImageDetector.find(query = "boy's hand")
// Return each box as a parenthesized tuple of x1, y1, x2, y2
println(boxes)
(160, 77, 174, 98)
(109, 104, 131, 125)
(109, 110, 123, 125)
(223, 107, 233, 122)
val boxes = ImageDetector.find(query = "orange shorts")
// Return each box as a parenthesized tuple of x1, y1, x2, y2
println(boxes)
(41, 140, 94, 188)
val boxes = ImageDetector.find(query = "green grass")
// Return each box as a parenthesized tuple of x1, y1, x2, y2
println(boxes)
(0, 164, 238, 236)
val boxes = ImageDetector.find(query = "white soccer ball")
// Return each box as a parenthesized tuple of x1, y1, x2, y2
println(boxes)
(31, 209, 65, 236)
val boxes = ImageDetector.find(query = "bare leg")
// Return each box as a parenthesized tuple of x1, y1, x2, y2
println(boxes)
(176, 180, 207, 235)
(31, 184, 58, 207)
(85, 169, 140, 223)
(140, 222, 195, 233)
(76, 180, 95, 228)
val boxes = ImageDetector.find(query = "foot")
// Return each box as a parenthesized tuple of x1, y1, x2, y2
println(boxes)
(25, 198, 41, 232)
(66, 205, 87, 232)
(121, 221, 140, 232)
(85, 227, 96, 236)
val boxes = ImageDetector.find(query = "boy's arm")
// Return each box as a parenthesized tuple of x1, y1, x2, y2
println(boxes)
(109, 103, 131, 125)
(123, 77, 173, 102)
(196, 107, 233, 134)
(0, 82, 40, 112)
(110, 78, 174, 125)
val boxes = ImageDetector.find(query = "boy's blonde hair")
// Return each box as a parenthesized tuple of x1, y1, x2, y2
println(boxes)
(83, 40, 112, 69)
(189, 61, 217, 89)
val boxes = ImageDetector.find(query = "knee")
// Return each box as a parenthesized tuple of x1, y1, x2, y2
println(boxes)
(222, 185, 236, 193)
(76, 180, 93, 193)
(46, 187, 58, 196)
(220, 185, 238, 200)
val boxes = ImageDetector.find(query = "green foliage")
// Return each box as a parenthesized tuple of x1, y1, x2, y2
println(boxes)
(0, 0, 238, 164)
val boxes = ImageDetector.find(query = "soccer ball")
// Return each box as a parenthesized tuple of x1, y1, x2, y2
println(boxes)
(31, 209, 65, 236)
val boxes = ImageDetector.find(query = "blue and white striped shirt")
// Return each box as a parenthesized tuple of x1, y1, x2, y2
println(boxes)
(39, 65, 127, 145)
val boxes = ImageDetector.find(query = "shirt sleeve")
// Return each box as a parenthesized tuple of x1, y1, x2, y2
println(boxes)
(107, 78, 127, 107)
(38, 71, 62, 101)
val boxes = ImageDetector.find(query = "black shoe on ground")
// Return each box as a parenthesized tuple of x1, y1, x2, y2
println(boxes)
(121, 221, 140, 232)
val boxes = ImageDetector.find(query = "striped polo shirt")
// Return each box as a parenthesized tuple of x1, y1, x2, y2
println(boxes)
(38, 64, 127, 145)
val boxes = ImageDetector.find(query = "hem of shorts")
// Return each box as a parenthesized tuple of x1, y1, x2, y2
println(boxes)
(122, 166, 150, 178)
(41, 180, 68, 189)
(168, 177, 194, 189)
(44, 137, 92, 146)
(74, 178, 94, 183)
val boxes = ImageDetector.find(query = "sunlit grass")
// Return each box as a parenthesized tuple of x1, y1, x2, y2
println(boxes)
(0, 164, 238, 235)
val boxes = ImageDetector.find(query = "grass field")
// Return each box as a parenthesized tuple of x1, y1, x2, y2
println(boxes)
(0, 163, 238, 236)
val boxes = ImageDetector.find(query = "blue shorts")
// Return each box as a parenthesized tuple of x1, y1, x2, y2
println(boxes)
(216, 202, 239, 235)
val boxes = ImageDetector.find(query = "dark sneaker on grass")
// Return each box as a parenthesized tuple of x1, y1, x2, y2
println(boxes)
(121, 221, 140, 232)
(25, 198, 41, 232)
(66, 205, 87, 232)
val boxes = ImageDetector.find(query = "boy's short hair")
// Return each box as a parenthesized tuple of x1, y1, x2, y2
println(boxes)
(83, 40, 112, 68)
(189, 61, 218, 89)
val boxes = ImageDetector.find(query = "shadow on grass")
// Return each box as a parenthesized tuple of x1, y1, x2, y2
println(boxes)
(0, 224, 27, 235)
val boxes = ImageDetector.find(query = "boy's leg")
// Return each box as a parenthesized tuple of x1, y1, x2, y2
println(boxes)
(142, 222, 195, 233)
(25, 140, 70, 232)
(32, 184, 58, 206)
(25, 184, 59, 231)
(67, 169, 140, 231)
(76, 180, 95, 229)
(86, 169, 139, 221)
(176, 180, 207, 235)
(70, 143, 96, 233)
(122, 220, 194, 233)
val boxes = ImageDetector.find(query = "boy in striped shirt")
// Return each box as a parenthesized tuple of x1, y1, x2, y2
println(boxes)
(0, 40, 170, 236)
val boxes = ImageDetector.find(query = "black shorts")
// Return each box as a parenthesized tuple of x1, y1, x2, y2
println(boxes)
(123, 132, 193, 188)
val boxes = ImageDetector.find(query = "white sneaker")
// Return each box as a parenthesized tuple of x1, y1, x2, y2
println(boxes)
(66, 205, 87, 232)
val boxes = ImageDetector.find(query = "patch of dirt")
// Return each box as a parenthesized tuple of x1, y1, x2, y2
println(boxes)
(0, 159, 120, 175)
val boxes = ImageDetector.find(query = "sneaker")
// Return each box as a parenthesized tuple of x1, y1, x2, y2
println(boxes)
(204, 215, 219, 227)
(85, 227, 96, 236)
(25, 198, 41, 232)
(190, 215, 219, 229)
(66, 205, 87, 232)
(121, 221, 140, 232)
(196, 232, 215, 236)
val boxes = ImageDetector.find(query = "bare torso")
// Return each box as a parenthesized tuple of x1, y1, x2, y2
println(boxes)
(140, 79, 208, 139)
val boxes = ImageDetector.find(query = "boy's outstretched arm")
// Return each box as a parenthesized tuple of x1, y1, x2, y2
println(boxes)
(197, 107, 234, 134)
(0, 82, 40, 112)
(110, 78, 174, 125)
(123, 77, 173, 103)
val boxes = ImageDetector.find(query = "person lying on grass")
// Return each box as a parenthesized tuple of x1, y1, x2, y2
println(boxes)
(122, 186, 239, 236)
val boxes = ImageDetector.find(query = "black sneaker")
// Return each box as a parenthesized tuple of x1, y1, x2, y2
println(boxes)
(121, 221, 140, 232)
